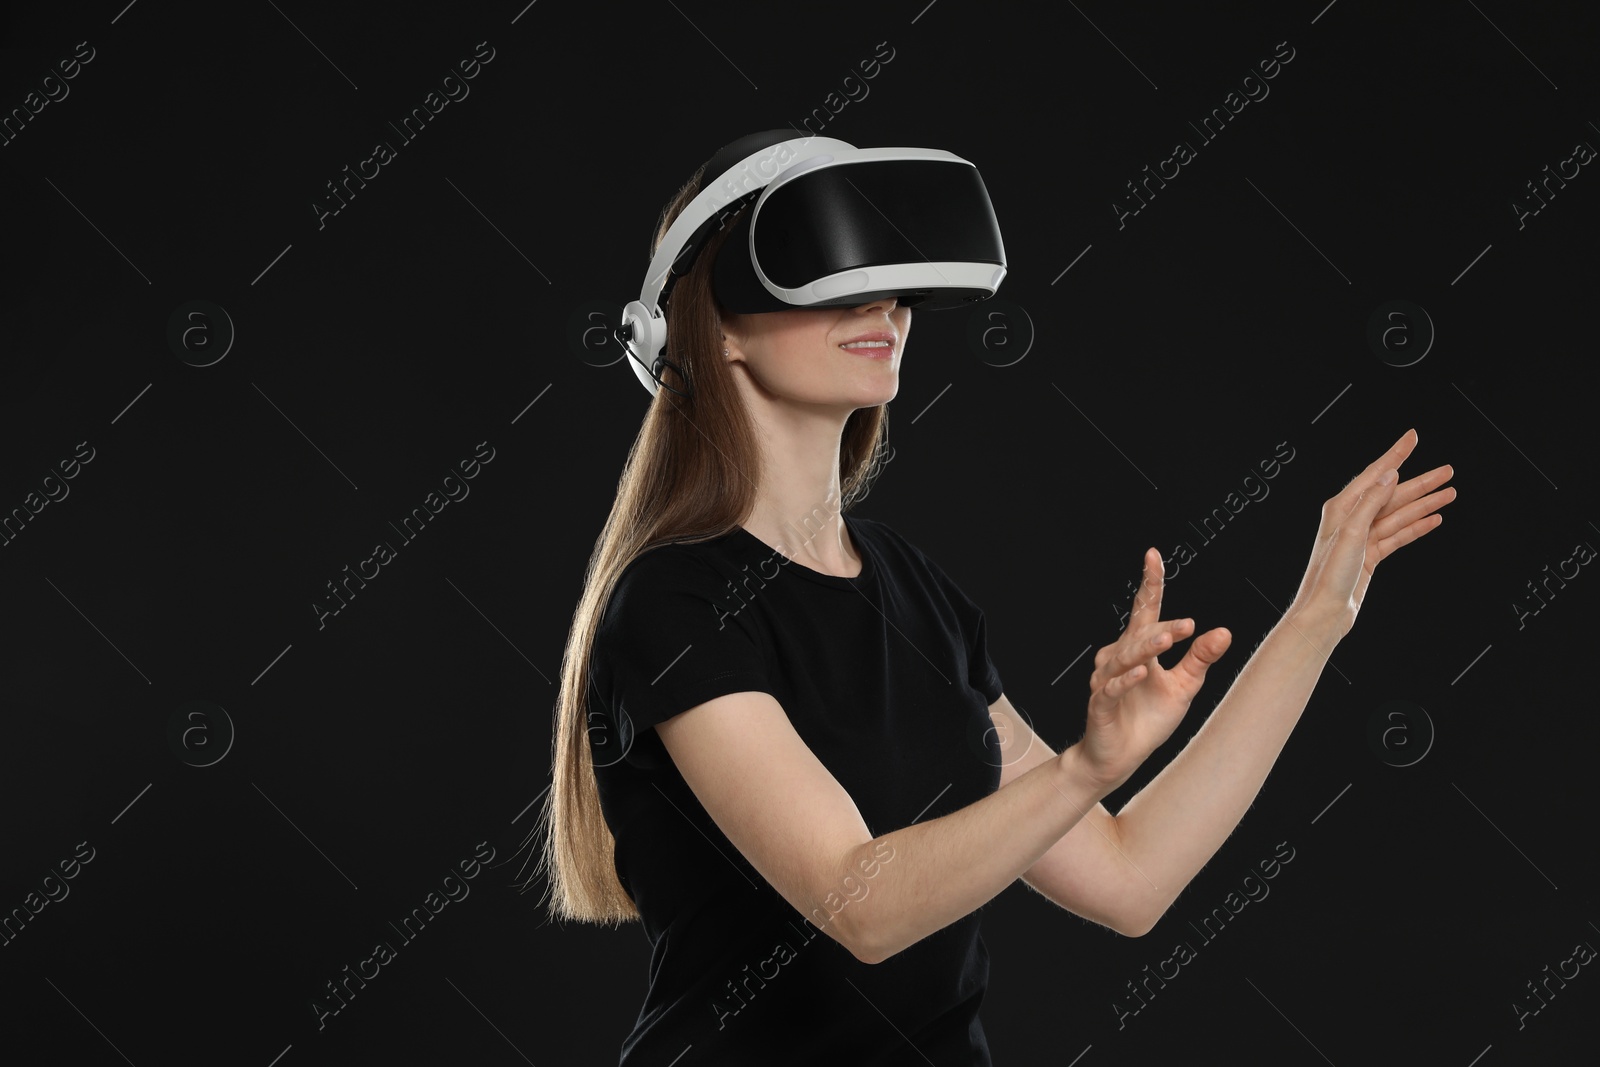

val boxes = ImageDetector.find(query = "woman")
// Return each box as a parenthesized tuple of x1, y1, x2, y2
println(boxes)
(527, 139, 1457, 1065)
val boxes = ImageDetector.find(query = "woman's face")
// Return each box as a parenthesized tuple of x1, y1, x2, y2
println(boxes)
(719, 296, 912, 410)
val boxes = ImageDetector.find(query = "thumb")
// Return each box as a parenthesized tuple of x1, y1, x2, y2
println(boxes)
(1174, 627, 1231, 686)
(1358, 468, 1399, 516)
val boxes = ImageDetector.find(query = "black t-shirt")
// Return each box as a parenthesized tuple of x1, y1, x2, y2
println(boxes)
(588, 511, 1006, 1066)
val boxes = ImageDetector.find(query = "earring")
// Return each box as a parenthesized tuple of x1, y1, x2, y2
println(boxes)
(723, 347, 729, 356)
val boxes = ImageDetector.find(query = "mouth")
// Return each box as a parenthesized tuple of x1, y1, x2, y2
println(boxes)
(839, 339, 895, 359)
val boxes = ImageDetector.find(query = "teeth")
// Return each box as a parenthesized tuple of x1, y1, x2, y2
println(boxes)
(842, 341, 891, 348)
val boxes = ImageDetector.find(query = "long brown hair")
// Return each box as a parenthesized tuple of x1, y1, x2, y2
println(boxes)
(520, 158, 893, 924)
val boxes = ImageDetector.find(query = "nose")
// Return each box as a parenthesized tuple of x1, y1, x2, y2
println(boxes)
(854, 295, 899, 313)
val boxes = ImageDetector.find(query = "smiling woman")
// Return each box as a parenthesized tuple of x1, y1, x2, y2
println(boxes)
(520, 129, 1456, 1067)
(519, 130, 1024, 1064)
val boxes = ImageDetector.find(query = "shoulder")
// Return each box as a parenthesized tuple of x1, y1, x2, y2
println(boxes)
(853, 514, 991, 618)
(851, 513, 948, 581)
(613, 539, 689, 585)
(602, 539, 738, 627)
(849, 513, 919, 564)
(612, 541, 707, 598)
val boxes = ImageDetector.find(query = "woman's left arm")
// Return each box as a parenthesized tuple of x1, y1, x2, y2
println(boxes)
(1094, 600, 1347, 934)
(1013, 428, 1455, 935)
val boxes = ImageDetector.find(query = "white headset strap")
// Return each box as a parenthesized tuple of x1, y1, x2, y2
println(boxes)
(639, 136, 857, 312)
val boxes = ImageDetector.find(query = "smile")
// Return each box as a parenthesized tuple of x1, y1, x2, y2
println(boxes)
(840, 341, 894, 359)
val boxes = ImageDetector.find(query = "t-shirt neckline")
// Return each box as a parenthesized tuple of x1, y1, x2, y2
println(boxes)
(731, 511, 874, 589)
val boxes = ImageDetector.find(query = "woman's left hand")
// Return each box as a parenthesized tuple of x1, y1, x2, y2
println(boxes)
(1289, 427, 1456, 638)
(1079, 551, 1233, 792)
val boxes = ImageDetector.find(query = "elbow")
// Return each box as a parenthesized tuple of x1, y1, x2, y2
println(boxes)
(791, 893, 885, 963)
(1115, 916, 1156, 939)
(1113, 901, 1164, 939)
(827, 841, 899, 963)
(842, 913, 890, 965)
(829, 903, 898, 964)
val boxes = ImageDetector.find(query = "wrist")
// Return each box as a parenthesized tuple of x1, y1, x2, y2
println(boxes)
(1284, 599, 1350, 648)
(1056, 741, 1119, 805)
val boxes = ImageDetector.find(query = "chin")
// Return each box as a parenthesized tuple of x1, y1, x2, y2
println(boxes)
(866, 382, 898, 406)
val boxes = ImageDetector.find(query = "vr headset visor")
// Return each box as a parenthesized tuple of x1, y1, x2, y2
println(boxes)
(620, 132, 1008, 398)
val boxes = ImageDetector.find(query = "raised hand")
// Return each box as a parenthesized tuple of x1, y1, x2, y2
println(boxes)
(1289, 428, 1455, 639)
(1068, 428, 1454, 795)
(1072, 549, 1233, 792)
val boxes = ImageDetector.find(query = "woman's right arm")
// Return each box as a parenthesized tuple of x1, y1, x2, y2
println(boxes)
(654, 689, 1118, 964)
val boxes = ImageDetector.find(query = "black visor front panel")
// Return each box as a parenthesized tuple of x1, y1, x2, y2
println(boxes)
(713, 159, 1004, 313)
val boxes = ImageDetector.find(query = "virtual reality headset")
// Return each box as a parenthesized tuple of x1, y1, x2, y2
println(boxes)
(617, 129, 1008, 399)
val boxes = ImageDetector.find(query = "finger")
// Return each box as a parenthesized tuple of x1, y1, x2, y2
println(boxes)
(1370, 427, 1419, 471)
(1374, 509, 1443, 558)
(1343, 469, 1400, 537)
(1093, 617, 1194, 690)
(1171, 627, 1232, 686)
(1100, 585, 1190, 675)
(1114, 664, 1146, 696)
(1088, 617, 1177, 694)
(1127, 547, 1165, 633)
(1372, 484, 1457, 543)
(1341, 428, 1419, 495)
(1128, 617, 1194, 667)
(1382, 463, 1454, 514)
(1087, 663, 1142, 719)
(1338, 460, 1409, 524)
(1088, 654, 1126, 694)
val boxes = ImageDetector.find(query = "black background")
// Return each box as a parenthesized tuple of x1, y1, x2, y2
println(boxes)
(2, 1, 1596, 1064)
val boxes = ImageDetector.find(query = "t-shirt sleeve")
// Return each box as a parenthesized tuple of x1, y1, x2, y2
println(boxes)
(591, 547, 775, 748)
(905, 538, 1005, 705)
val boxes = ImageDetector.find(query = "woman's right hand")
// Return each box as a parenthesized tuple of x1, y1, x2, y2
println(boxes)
(1068, 547, 1233, 793)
